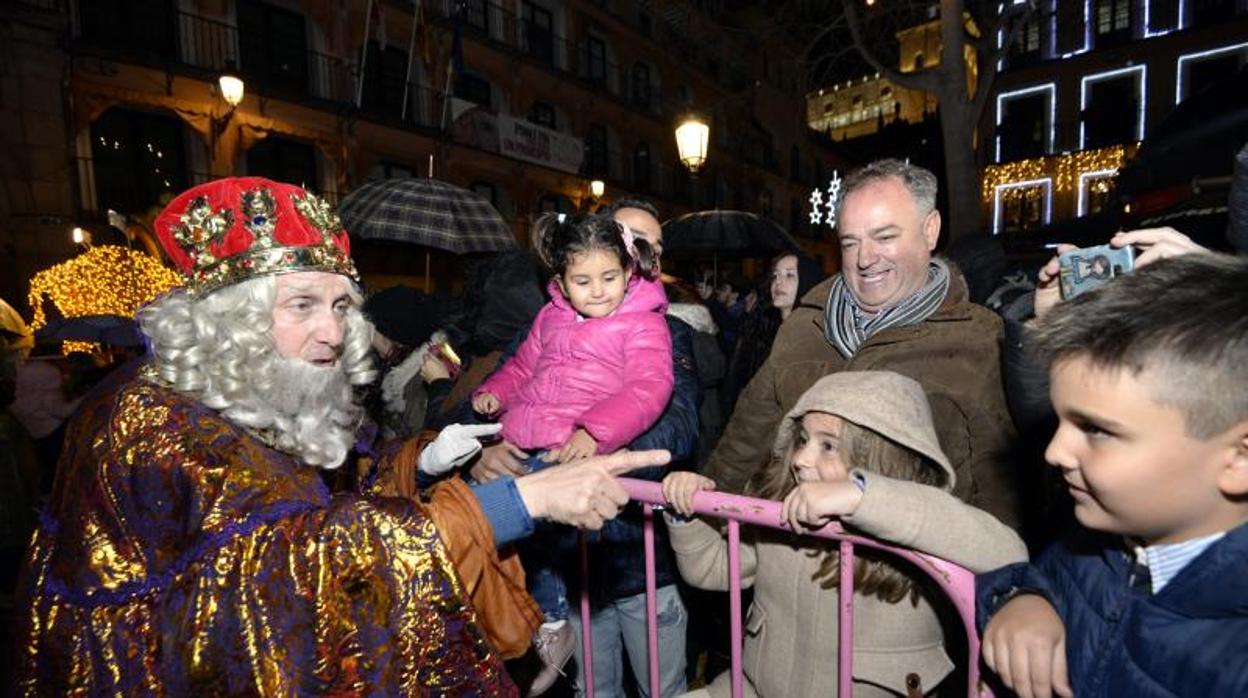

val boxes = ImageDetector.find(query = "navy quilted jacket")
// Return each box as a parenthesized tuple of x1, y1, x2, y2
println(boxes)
(977, 522, 1248, 697)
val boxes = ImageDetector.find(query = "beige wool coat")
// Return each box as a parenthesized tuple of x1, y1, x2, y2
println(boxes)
(673, 371, 1028, 697)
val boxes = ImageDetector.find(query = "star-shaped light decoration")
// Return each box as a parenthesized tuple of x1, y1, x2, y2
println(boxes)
(808, 188, 824, 225)
(823, 170, 842, 229)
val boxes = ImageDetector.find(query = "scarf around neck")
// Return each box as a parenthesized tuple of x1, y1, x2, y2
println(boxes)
(824, 258, 951, 359)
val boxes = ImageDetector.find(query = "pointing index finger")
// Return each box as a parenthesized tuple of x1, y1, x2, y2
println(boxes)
(600, 449, 672, 476)
(461, 423, 504, 439)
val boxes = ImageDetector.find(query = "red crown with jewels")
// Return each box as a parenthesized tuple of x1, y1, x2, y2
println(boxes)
(153, 177, 358, 294)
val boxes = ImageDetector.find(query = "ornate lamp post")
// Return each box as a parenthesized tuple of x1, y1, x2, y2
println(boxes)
(674, 114, 710, 174)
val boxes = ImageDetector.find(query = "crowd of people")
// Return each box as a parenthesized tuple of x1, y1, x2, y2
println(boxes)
(3, 152, 1246, 697)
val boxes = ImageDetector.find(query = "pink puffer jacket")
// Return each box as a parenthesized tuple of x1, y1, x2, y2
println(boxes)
(474, 275, 673, 454)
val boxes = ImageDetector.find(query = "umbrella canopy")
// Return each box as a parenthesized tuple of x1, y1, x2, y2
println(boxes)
(0, 298, 33, 349)
(34, 314, 145, 347)
(662, 210, 802, 258)
(338, 178, 517, 254)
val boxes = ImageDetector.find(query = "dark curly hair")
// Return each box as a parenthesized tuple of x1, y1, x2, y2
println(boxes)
(532, 212, 659, 280)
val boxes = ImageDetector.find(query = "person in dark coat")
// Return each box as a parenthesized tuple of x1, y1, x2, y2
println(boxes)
(362, 286, 445, 439)
(721, 253, 822, 421)
(428, 250, 546, 430)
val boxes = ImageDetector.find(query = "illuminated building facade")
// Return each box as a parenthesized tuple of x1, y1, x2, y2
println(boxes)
(984, 0, 1248, 235)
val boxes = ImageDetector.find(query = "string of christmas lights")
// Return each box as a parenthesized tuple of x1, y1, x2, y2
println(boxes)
(27, 245, 181, 330)
(981, 144, 1138, 203)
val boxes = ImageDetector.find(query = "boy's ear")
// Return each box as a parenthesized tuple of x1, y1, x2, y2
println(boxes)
(1216, 419, 1248, 497)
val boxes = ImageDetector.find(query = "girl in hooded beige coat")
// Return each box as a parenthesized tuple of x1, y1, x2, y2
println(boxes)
(663, 371, 1027, 697)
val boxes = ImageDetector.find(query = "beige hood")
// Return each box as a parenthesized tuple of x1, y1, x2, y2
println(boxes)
(771, 371, 955, 490)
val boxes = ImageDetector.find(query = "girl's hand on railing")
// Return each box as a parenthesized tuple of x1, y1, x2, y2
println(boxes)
(661, 471, 715, 516)
(781, 481, 864, 532)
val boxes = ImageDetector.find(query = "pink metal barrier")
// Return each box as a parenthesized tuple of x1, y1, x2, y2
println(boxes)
(574, 478, 991, 698)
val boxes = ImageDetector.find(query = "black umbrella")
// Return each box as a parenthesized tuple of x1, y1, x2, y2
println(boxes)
(338, 178, 516, 254)
(35, 314, 145, 347)
(662, 210, 802, 258)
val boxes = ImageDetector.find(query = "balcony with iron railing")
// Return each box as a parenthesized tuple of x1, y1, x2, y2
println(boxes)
(425, 0, 746, 102)
(433, 1, 664, 116)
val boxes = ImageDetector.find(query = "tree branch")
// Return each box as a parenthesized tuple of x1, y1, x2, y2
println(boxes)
(971, 2, 1035, 121)
(843, 2, 940, 93)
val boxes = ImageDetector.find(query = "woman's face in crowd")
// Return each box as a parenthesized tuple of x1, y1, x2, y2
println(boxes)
(771, 255, 800, 312)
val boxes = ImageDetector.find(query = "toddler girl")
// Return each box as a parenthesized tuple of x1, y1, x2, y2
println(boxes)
(473, 212, 673, 691)
(663, 371, 1026, 697)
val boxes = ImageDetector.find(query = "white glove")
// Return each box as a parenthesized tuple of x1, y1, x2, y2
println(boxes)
(418, 423, 505, 477)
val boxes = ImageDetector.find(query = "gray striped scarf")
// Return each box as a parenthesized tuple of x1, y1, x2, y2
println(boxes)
(824, 258, 951, 359)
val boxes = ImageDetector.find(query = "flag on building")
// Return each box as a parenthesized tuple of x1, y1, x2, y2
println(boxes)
(372, 0, 387, 51)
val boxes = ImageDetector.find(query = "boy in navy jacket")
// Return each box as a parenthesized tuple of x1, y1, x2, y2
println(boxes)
(977, 253, 1248, 698)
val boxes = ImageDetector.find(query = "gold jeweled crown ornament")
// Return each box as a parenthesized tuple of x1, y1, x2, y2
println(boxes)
(153, 177, 358, 294)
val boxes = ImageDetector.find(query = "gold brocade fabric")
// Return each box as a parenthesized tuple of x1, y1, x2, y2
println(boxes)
(12, 367, 517, 696)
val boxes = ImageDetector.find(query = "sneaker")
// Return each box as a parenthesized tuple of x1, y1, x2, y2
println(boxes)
(528, 622, 576, 697)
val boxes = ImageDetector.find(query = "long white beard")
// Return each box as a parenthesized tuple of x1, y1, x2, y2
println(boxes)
(221, 356, 362, 469)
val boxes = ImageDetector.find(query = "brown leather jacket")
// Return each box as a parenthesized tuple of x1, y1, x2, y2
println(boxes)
(704, 266, 1021, 528)
(371, 435, 542, 658)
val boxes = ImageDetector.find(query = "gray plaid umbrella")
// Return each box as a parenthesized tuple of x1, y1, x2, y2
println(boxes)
(338, 178, 516, 254)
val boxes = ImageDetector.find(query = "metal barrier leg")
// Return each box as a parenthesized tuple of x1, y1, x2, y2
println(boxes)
(727, 520, 743, 698)
(580, 533, 594, 698)
(643, 504, 660, 698)
(838, 540, 855, 698)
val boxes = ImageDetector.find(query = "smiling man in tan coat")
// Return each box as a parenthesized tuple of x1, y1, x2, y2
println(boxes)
(704, 159, 1020, 527)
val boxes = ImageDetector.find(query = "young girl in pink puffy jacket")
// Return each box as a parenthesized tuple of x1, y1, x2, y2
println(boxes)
(473, 212, 673, 460)
(472, 212, 673, 689)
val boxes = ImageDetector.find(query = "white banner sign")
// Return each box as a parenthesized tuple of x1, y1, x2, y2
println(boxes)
(497, 114, 584, 174)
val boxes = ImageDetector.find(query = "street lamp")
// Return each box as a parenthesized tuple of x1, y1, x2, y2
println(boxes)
(589, 179, 605, 199)
(675, 115, 710, 174)
(218, 72, 245, 108)
(71, 226, 91, 246)
(213, 69, 246, 155)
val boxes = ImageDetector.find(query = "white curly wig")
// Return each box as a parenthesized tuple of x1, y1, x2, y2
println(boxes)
(137, 274, 376, 469)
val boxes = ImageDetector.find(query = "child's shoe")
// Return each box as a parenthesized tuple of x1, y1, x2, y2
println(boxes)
(528, 620, 575, 697)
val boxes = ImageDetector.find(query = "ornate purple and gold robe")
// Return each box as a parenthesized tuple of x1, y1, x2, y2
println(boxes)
(12, 366, 537, 696)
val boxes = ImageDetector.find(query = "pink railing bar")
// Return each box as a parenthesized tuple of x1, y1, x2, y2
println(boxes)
(642, 503, 660, 698)
(838, 540, 854, 698)
(607, 477, 992, 698)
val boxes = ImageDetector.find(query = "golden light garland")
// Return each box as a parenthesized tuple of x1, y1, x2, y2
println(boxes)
(981, 144, 1138, 203)
(27, 245, 182, 330)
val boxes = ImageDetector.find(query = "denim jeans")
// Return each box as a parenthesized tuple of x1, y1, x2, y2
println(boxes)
(569, 584, 688, 698)
(517, 452, 570, 621)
